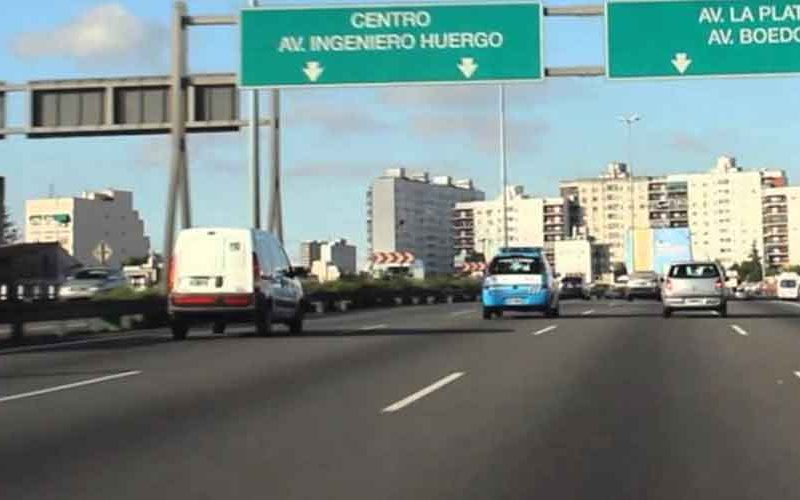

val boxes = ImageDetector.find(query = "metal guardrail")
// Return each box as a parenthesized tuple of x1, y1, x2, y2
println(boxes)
(0, 288, 481, 342)
(0, 282, 60, 303)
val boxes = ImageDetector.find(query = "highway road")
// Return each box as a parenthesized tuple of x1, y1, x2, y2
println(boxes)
(3, 299, 800, 499)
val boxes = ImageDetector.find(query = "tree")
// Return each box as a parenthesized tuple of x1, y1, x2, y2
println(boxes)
(734, 243, 763, 283)
(0, 205, 19, 245)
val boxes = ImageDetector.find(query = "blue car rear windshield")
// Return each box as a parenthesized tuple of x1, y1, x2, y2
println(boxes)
(489, 256, 543, 275)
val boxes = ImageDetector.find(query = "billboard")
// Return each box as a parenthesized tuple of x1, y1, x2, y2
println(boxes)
(626, 227, 692, 275)
(653, 228, 693, 276)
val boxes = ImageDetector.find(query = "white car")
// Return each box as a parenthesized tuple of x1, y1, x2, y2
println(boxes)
(59, 268, 128, 300)
(777, 273, 800, 301)
(168, 228, 305, 340)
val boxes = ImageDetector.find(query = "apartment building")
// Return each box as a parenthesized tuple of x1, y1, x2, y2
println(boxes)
(25, 189, 149, 268)
(762, 186, 800, 269)
(560, 162, 653, 264)
(367, 168, 484, 275)
(452, 185, 574, 263)
(562, 157, 787, 269)
(680, 156, 783, 267)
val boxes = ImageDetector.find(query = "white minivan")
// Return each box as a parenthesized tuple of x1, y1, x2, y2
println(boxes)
(777, 273, 800, 301)
(168, 228, 304, 340)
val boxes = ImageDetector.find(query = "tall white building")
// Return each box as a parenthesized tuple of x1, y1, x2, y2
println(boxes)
(319, 239, 357, 275)
(562, 157, 787, 270)
(367, 168, 484, 275)
(560, 163, 655, 264)
(763, 186, 800, 269)
(453, 185, 574, 262)
(680, 156, 785, 268)
(25, 189, 150, 268)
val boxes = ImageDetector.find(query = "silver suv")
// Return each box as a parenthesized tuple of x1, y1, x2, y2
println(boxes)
(662, 261, 728, 318)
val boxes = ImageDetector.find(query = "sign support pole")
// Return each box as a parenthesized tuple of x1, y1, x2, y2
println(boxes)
(249, 0, 261, 229)
(163, 0, 189, 286)
(268, 90, 283, 243)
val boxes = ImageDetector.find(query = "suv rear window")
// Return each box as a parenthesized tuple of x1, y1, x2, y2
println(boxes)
(780, 279, 797, 288)
(489, 256, 543, 275)
(669, 264, 720, 279)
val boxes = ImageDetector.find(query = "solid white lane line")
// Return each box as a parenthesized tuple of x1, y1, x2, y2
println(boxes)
(382, 372, 465, 413)
(531, 325, 558, 336)
(581, 309, 595, 316)
(730, 325, 749, 336)
(449, 310, 475, 317)
(0, 371, 141, 404)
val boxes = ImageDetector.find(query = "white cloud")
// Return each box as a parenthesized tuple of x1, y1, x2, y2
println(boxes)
(11, 3, 167, 67)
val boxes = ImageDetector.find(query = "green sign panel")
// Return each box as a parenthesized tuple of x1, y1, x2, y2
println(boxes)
(240, 2, 542, 88)
(608, 0, 800, 79)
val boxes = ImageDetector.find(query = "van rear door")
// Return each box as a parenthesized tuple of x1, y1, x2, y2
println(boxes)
(173, 229, 252, 295)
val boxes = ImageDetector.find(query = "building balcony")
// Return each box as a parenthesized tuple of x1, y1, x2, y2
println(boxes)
(770, 255, 790, 264)
(764, 195, 787, 205)
(666, 183, 688, 193)
(764, 216, 789, 225)
(765, 226, 789, 236)
(764, 207, 788, 215)
(649, 183, 667, 191)
(765, 236, 788, 245)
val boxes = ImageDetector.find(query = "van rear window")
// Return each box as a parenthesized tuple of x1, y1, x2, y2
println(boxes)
(780, 280, 797, 288)
(489, 256, 543, 275)
(669, 264, 720, 279)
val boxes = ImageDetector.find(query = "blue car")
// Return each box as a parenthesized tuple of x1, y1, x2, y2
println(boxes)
(482, 248, 560, 319)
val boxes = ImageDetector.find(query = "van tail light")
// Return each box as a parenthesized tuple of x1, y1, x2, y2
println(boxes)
(167, 257, 176, 292)
(715, 278, 724, 290)
(665, 279, 673, 291)
(253, 252, 261, 287)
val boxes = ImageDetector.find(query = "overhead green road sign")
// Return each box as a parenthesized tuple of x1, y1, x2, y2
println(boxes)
(607, 0, 800, 79)
(240, 2, 542, 88)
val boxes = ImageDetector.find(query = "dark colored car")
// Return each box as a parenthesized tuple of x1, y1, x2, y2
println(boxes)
(559, 276, 590, 300)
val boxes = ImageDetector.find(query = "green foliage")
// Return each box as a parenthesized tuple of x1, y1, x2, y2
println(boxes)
(784, 265, 800, 274)
(91, 286, 164, 301)
(303, 276, 481, 295)
(734, 243, 764, 282)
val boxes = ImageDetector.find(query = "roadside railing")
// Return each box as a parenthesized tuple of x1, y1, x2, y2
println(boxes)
(0, 287, 481, 342)
(0, 281, 61, 303)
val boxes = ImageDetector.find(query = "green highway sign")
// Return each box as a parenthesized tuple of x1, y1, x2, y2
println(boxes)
(607, 0, 800, 79)
(240, 2, 542, 88)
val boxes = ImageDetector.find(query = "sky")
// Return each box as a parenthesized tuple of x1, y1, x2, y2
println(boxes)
(2, 0, 800, 265)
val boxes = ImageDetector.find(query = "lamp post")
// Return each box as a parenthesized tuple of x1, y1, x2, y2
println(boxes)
(618, 114, 641, 272)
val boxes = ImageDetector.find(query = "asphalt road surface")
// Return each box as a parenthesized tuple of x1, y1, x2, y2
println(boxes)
(3, 299, 800, 500)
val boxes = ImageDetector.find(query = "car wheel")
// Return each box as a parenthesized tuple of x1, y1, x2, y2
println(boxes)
(171, 321, 189, 340)
(482, 308, 492, 320)
(212, 321, 226, 334)
(627, 295, 634, 302)
(662, 308, 672, 318)
(256, 300, 273, 337)
(288, 307, 304, 334)
(718, 303, 728, 317)
(546, 306, 560, 318)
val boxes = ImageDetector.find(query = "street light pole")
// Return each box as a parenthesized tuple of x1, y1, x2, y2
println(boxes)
(618, 114, 640, 272)
(499, 85, 509, 250)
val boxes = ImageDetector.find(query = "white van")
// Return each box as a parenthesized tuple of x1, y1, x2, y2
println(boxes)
(168, 228, 304, 340)
(777, 273, 800, 301)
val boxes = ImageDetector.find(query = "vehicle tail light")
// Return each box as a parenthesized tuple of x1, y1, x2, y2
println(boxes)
(715, 279, 724, 289)
(253, 252, 261, 286)
(222, 294, 253, 307)
(665, 279, 673, 291)
(171, 294, 217, 306)
(167, 257, 176, 292)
